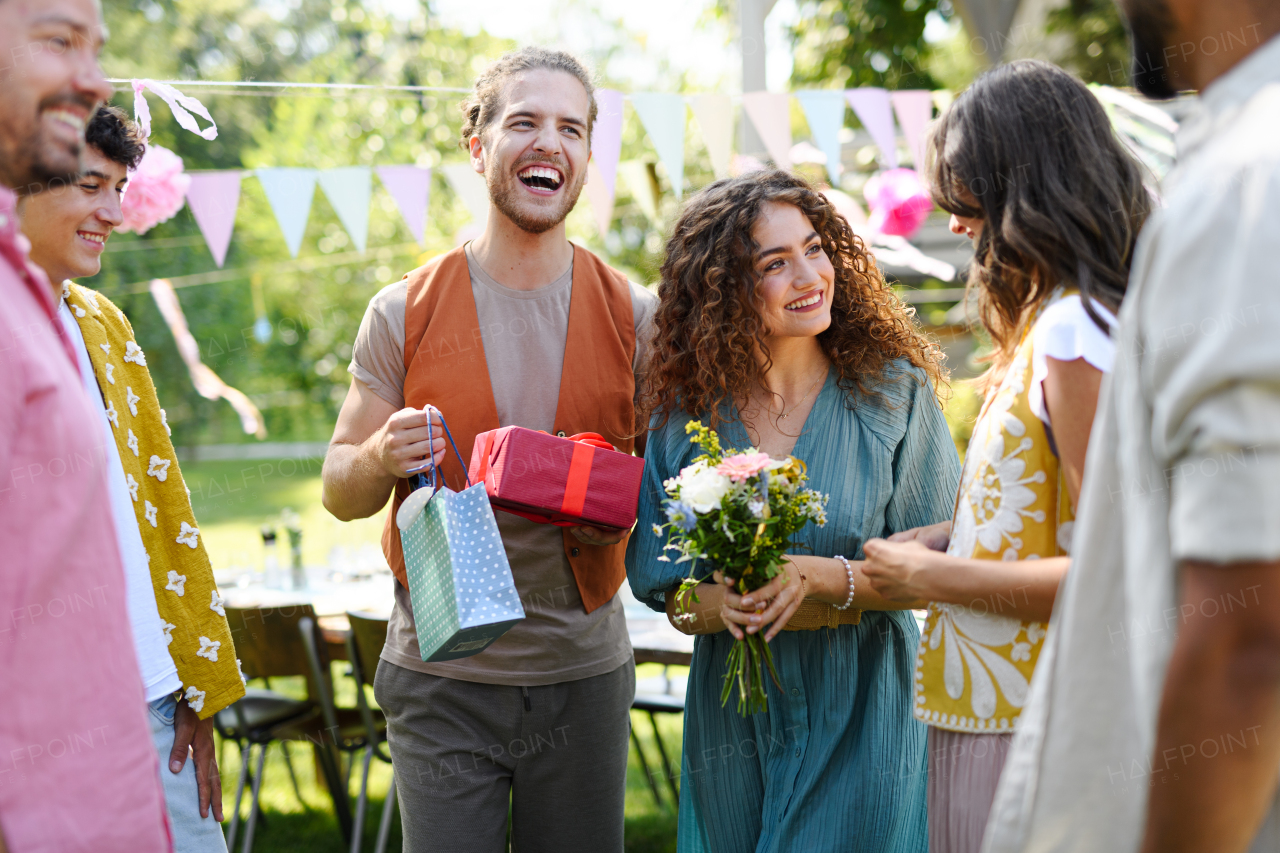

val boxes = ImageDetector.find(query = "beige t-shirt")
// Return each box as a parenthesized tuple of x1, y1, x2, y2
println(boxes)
(350, 244, 656, 685)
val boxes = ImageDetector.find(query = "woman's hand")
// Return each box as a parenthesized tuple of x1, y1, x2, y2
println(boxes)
(862, 538, 941, 604)
(715, 558, 805, 643)
(887, 520, 952, 552)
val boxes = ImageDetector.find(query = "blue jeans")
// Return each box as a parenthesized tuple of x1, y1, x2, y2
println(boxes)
(149, 694, 229, 853)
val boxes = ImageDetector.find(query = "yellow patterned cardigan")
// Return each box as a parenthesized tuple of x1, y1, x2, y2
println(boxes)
(65, 283, 245, 719)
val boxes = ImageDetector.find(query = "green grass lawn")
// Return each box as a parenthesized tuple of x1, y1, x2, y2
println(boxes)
(187, 458, 680, 850)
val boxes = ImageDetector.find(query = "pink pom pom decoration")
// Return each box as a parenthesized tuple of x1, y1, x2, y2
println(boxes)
(863, 168, 933, 239)
(119, 144, 191, 235)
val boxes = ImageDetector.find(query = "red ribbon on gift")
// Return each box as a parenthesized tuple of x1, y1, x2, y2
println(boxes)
(477, 431, 614, 527)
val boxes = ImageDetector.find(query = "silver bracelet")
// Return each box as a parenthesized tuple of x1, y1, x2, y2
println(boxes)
(833, 555, 855, 610)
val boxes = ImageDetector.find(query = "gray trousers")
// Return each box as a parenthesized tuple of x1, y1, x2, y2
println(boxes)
(374, 660, 635, 853)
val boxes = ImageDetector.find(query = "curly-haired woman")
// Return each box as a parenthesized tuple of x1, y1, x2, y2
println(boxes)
(859, 60, 1153, 853)
(626, 168, 960, 852)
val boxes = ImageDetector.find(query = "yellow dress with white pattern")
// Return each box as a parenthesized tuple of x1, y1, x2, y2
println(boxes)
(914, 307, 1073, 734)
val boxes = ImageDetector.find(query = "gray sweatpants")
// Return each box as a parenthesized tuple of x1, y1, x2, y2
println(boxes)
(374, 660, 635, 853)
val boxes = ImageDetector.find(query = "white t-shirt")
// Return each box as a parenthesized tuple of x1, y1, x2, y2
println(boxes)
(1028, 293, 1118, 429)
(59, 302, 181, 703)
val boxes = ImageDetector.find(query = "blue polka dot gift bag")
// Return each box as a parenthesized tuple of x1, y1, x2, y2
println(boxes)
(396, 412, 525, 662)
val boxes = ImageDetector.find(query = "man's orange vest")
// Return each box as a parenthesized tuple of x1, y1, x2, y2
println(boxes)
(380, 243, 637, 613)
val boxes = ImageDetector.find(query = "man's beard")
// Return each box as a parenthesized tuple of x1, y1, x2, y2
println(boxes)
(1121, 0, 1179, 99)
(487, 159, 584, 235)
(0, 95, 93, 194)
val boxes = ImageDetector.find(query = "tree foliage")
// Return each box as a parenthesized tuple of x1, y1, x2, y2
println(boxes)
(1045, 0, 1133, 85)
(788, 0, 950, 90)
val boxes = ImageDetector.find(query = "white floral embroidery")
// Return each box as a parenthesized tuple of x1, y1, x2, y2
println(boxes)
(236, 659, 247, 685)
(176, 521, 200, 549)
(928, 605, 1029, 720)
(125, 473, 139, 501)
(1010, 641, 1032, 662)
(184, 685, 205, 713)
(160, 621, 176, 646)
(1024, 622, 1047, 644)
(209, 589, 226, 617)
(123, 341, 147, 366)
(61, 281, 70, 300)
(144, 500, 158, 528)
(165, 570, 186, 596)
(81, 290, 99, 310)
(147, 455, 171, 481)
(99, 342, 110, 354)
(160, 408, 171, 436)
(126, 428, 140, 457)
(104, 400, 119, 428)
(126, 386, 140, 416)
(72, 304, 86, 318)
(196, 636, 221, 662)
(103, 362, 114, 384)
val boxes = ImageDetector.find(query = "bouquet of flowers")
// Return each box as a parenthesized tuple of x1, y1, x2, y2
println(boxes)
(653, 421, 828, 715)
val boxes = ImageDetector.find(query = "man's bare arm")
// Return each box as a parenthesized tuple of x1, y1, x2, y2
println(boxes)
(1141, 559, 1280, 853)
(321, 378, 443, 521)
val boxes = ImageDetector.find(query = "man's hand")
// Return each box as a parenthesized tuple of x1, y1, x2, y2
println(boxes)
(375, 406, 446, 478)
(169, 697, 222, 821)
(887, 520, 952, 552)
(568, 525, 626, 546)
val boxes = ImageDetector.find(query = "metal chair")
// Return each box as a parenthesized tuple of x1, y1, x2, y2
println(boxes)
(345, 611, 396, 853)
(298, 613, 393, 853)
(218, 604, 353, 852)
(630, 682, 684, 808)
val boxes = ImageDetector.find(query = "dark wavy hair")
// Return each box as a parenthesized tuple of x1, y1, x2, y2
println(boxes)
(928, 59, 1152, 390)
(85, 105, 146, 171)
(643, 169, 946, 432)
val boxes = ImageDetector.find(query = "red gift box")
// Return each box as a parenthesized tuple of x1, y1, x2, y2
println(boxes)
(467, 427, 645, 530)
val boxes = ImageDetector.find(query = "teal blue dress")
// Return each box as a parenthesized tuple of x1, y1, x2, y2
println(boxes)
(626, 362, 961, 853)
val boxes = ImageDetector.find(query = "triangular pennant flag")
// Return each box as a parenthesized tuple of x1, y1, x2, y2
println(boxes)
(795, 90, 847, 185)
(317, 166, 372, 253)
(440, 163, 490, 224)
(618, 160, 659, 223)
(584, 159, 614, 241)
(742, 92, 793, 168)
(590, 88, 624, 211)
(184, 171, 240, 268)
(689, 94, 734, 180)
(629, 93, 686, 199)
(891, 90, 935, 170)
(255, 168, 317, 258)
(844, 88, 898, 169)
(375, 165, 431, 246)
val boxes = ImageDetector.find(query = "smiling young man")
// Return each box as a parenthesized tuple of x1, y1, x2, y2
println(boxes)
(322, 48, 655, 853)
(18, 105, 244, 853)
(0, 2, 171, 851)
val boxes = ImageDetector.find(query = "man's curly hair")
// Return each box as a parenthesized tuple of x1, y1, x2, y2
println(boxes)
(643, 169, 946, 432)
(85, 105, 145, 170)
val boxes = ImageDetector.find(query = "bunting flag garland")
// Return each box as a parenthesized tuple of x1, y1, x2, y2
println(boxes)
(586, 89, 625, 239)
(689, 94, 734, 180)
(317, 166, 372, 253)
(795, 90, 847, 185)
(742, 92, 793, 168)
(618, 160, 660, 223)
(184, 171, 241, 268)
(629, 93, 687, 199)
(584, 161, 615, 241)
(255, 168, 318, 258)
(375, 165, 432, 246)
(890, 90, 935, 169)
(845, 87, 898, 169)
(440, 163, 490, 225)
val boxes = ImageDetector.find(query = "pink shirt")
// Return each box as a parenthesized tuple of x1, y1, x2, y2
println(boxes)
(0, 187, 170, 852)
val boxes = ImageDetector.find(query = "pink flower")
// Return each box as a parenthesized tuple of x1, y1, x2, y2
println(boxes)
(716, 452, 771, 483)
(119, 144, 191, 235)
(864, 168, 933, 238)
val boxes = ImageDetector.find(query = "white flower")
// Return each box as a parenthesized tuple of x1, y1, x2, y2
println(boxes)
(160, 621, 175, 646)
(747, 497, 765, 518)
(144, 500, 158, 528)
(236, 659, 247, 685)
(103, 362, 114, 384)
(104, 400, 118, 428)
(209, 589, 226, 617)
(196, 636, 221, 662)
(125, 386, 140, 417)
(123, 340, 147, 366)
(676, 462, 731, 513)
(183, 685, 205, 713)
(1010, 641, 1032, 662)
(176, 521, 200, 549)
(126, 429, 139, 458)
(125, 473, 139, 502)
(146, 455, 171, 481)
(165, 570, 186, 596)
(99, 342, 110, 354)
(160, 408, 170, 436)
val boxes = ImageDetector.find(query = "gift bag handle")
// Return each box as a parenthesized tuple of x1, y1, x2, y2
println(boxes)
(412, 405, 471, 493)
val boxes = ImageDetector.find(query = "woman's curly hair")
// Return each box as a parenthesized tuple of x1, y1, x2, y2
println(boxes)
(642, 169, 946, 433)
